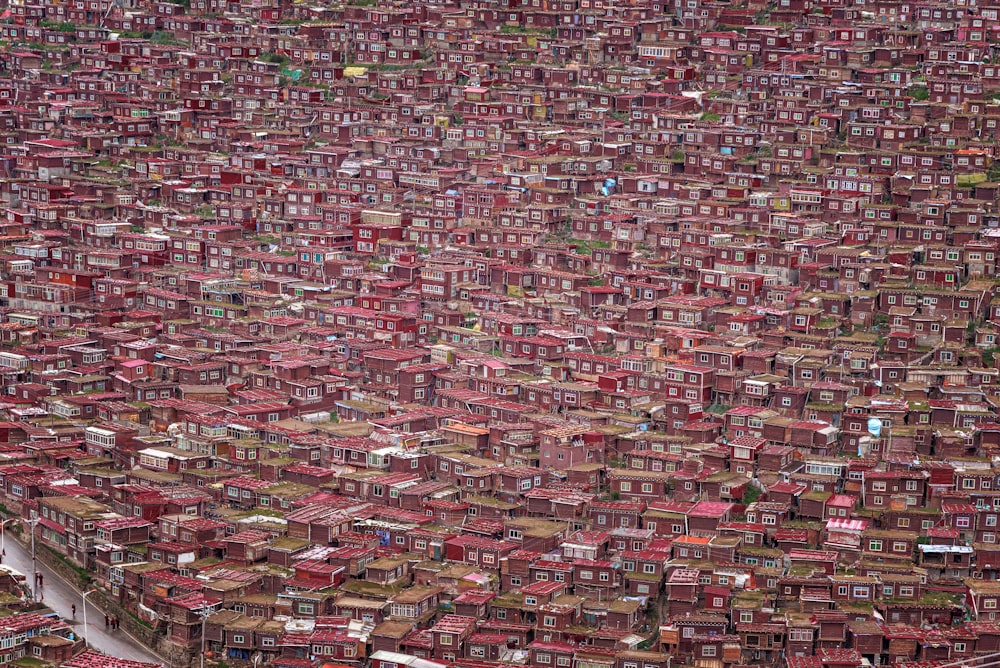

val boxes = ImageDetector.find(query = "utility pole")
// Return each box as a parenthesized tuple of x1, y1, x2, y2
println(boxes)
(196, 604, 218, 668)
(25, 516, 39, 601)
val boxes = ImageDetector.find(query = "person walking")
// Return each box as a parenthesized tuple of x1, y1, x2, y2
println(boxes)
(71, 604, 76, 619)
(104, 614, 109, 629)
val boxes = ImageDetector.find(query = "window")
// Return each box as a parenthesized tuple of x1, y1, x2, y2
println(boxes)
(789, 629, 812, 642)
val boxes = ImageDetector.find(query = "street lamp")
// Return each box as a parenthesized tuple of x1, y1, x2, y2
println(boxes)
(0, 517, 17, 555)
(25, 517, 39, 601)
(81, 589, 97, 648)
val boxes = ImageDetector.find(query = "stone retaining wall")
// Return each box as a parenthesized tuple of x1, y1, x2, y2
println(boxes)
(8, 523, 195, 668)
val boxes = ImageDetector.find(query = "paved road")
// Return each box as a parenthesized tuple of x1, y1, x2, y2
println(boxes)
(1, 530, 163, 665)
